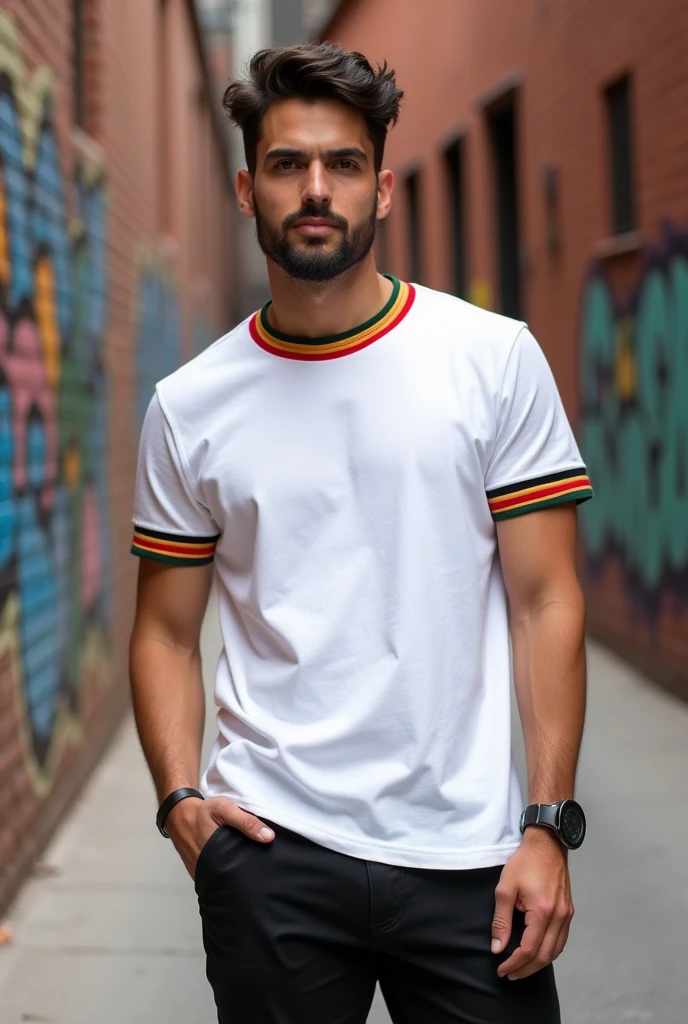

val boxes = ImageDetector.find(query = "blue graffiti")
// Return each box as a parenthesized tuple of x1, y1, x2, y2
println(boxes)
(0, 67, 110, 768)
(136, 267, 182, 429)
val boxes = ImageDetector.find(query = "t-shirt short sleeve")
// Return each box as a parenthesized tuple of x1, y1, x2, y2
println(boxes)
(130, 391, 221, 566)
(485, 326, 594, 522)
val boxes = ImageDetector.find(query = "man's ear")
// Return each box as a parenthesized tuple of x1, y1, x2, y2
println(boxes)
(376, 169, 394, 221)
(236, 169, 256, 220)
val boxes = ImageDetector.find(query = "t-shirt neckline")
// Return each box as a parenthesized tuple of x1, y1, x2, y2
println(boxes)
(248, 274, 416, 361)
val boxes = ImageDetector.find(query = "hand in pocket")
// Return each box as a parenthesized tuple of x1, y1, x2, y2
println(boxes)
(163, 796, 276, 878)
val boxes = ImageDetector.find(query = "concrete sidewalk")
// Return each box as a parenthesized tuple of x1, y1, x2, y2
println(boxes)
(0, 582, 687, 1022)
(0, 585, 224, 1024)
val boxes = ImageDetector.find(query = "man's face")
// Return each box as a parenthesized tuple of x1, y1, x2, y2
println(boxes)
(244, 98, 387, 282)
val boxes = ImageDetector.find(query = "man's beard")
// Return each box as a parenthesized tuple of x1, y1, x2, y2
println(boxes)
(254, 194, 378, 282)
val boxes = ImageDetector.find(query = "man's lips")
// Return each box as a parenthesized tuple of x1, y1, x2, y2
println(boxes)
(291, 218, 340, 236)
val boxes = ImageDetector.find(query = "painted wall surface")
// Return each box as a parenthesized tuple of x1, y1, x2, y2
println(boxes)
(135, 250, 182, 430)
(322, 0, 688, 695)
(0, 53, 111, 773)
(578, 223, 688, 686)
(580, 223, 688, 607)
(0, 1, 235, 912)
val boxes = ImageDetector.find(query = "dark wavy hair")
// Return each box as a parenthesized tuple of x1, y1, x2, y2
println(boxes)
(222, 42, 403, 175)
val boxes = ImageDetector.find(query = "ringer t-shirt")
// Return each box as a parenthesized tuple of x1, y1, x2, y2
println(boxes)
(131, 276, 593, 869)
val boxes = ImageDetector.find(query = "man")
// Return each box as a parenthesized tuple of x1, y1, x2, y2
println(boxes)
(129, 41, 592, 1024)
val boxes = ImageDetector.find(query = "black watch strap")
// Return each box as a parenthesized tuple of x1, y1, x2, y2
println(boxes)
(156, 787, 204, 837)
(520, 802, 559, 832)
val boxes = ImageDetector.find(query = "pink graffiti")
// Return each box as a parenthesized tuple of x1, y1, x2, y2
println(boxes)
(0, 312, 58, 509)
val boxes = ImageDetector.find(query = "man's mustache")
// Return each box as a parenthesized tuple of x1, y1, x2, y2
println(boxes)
(282, 207, 349, 230)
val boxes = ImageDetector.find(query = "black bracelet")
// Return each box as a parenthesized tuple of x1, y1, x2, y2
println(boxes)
(156, 787, 204, 837)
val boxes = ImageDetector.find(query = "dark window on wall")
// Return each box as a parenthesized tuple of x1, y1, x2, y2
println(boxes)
(73, 0, 85, 128)
(405, 170, 422, 283)
(443, 138, 467, 298)
(605, 75, 636, 235)
(487, 97, 522, 319)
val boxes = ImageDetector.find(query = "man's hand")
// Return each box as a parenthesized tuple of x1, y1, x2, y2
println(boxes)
(164, 796, 276, 878)
(491, 827, 574, 980)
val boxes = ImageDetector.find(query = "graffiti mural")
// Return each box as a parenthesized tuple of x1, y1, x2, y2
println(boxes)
(135, 246, 182, 429)
(579, 221, 688, 610)
(0, 12, 111, 785)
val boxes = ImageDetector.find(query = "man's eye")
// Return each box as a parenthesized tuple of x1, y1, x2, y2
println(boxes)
(276, 160, 297, 170)
(336, 160, 357, 170)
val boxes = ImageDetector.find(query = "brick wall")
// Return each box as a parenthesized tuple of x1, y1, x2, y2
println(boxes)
(0, 0, 236, 914)
(322, 0, 688, 698)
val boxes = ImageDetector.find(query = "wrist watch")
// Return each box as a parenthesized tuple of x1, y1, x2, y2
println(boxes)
(519, 799, 586, 850)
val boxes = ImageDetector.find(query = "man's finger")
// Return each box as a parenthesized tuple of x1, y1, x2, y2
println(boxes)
(491, 881, 517, 955)
(552, 916, 572, 961)
(503, 914, 563, 980)
(497, 905, 550, 977)
(213, 800, 275, 842)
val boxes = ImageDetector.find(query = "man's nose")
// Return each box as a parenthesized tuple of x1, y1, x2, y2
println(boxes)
(301, 162, 332, 207)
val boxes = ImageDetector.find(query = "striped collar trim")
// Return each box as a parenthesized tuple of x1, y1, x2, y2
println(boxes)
(249, 275, 415, 361)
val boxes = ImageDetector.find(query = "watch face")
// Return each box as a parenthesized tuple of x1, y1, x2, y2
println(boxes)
(559, 800, 586, 848)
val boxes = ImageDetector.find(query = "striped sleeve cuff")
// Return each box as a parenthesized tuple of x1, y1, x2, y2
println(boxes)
(487, 468, 594, 522)
(131, 526, 220, 566)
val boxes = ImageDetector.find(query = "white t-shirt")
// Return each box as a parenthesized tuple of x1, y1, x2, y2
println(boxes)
(131, 277, 593, 869)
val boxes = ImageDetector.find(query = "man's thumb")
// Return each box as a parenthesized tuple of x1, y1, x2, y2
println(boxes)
(491, 883, 516, 954)
(215, 800, 275, 842)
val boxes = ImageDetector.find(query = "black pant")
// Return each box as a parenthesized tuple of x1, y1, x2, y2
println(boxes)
(195, 815, 560, 1023)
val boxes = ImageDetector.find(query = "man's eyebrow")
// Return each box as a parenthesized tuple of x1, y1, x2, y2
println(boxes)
(264, 147, 369, 163)
(264, 148, 308, 161)
(326, 148, 368, 162)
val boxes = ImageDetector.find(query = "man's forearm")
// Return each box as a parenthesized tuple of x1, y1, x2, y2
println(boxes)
(129, 635, 206, 803)
(511, 595, 587, 803)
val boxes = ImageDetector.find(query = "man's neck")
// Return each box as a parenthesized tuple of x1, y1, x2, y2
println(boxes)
(264, 256, 393, 339)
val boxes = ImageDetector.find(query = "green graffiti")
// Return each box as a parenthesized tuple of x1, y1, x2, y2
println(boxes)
(579, 223, 688, 602)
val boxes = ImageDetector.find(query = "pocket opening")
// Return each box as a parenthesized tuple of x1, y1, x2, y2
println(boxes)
(193, 825, 227, 891)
